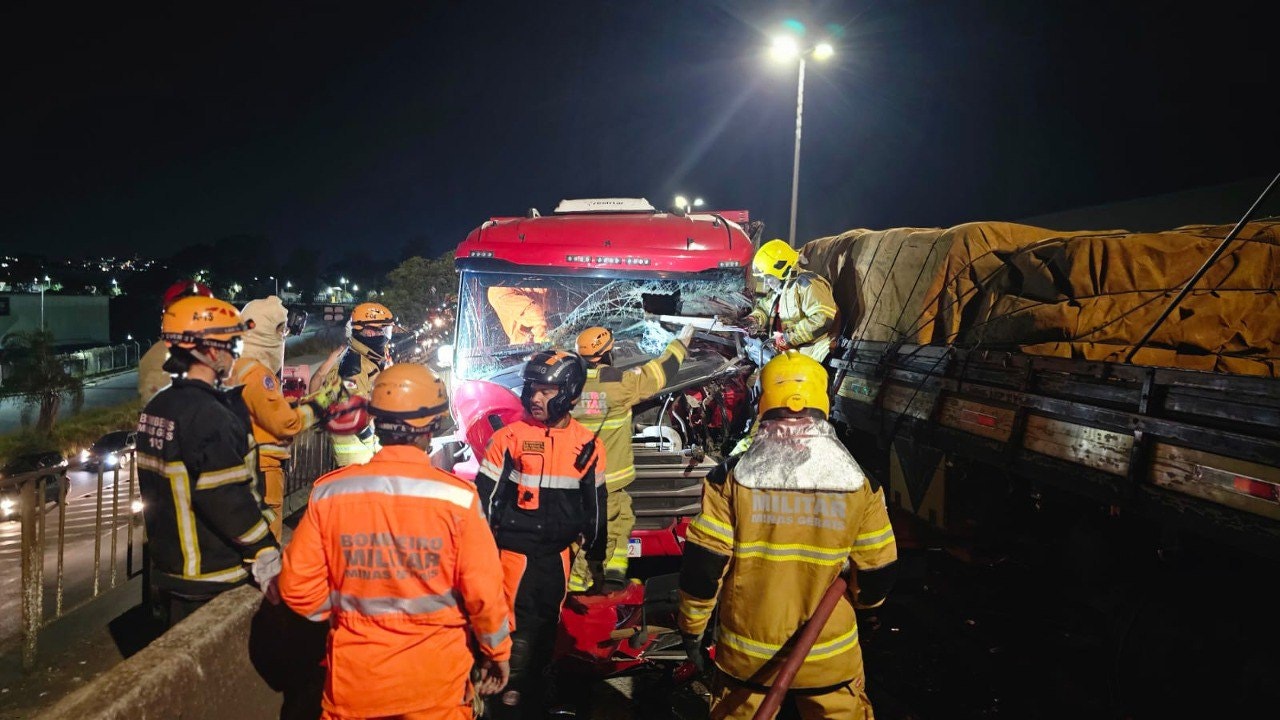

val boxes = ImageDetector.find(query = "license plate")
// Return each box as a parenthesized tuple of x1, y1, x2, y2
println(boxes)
(627, 538, 642, 558)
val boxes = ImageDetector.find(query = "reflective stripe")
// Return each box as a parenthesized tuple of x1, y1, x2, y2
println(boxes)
(604, 465, 636, 483)
(162, 565, 248, 583)
(734, 541, 850, 565)
(719, 625, 858, 662)
(681, 604, 714, 619)
(307, 594, 333, 622)
(195, 465, 252, 490)
(238, 520, 269, 545)
(853, 523, 895, 551)
(312, 474, 474, 509)
(690, 514, 734, 545)
(814, 306, 837, 318)
(168, 463, 201, 576)
(515, 472, 584, 490)
(477, 459, 503, 479)
(478, 618, 511, 648)
(334, 590, 461, 616)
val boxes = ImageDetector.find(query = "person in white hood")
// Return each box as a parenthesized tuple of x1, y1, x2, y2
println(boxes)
(233, 296, 343, 539)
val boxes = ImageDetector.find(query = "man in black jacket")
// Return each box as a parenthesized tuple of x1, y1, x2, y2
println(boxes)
(137, 295, 280, 627)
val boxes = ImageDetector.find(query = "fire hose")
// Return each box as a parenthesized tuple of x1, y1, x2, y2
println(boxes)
(752, 566, 852, 720)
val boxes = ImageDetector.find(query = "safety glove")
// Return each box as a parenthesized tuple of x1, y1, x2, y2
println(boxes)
(251, 547, 282, 604)
(771, 332, 790, 353)
(586, 560, 607, 595)
(677, 323, 696, 347)
(301, 370, 344, 414)
(680, 632, 708, 674)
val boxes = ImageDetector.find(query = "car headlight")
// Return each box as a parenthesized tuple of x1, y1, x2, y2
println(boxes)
(107, 453, 119, 467)
(1, 498, 15, 514)
(80, 450, 90, 462)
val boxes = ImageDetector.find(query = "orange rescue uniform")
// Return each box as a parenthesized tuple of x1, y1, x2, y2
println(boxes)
(279, 444, 511, 719)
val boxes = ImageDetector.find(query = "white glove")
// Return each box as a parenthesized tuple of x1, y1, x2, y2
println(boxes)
(677, 324, 696, 346)
(252, 547, 282, 599)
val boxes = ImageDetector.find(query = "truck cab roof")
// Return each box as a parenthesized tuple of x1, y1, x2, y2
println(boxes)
(456, 198, 753, 273)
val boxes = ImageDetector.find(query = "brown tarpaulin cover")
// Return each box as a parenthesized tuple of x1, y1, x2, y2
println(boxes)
(800, 220, 1280, 377)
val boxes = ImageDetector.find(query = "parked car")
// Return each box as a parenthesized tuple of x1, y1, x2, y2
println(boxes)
(0, 450, 69, 520)
(79, 430, 137, 472)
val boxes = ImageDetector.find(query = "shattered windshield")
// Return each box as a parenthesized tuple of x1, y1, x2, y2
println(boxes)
(454, 268, 751, 383)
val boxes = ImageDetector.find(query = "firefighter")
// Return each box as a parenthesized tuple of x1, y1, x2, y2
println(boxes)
(566, 323, 695, 592)
(746, 239, 839, 362)
(136, 295, 280, 628)
(233, 296, 345, 540)
(475, 350, 606, 719)
(278, 363, 511, 720)
(318, 301, 397, 466)
(677, 351, 898, 720)
(487, 286, 550, 345)
(138, 279, 215, 403)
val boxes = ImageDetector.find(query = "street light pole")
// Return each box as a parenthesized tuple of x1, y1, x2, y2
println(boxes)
(788, 56, 806, 248)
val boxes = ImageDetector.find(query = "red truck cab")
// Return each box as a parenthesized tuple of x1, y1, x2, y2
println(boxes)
(441, 198, 756, 559)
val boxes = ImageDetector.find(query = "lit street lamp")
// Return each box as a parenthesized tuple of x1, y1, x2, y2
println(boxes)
(770, 35, 835, 247)
(268, 275, 278, 295)
(36, 275, 50, 330)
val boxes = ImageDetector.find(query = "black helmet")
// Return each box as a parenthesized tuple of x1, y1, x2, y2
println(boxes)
(521, 350, 587, 422)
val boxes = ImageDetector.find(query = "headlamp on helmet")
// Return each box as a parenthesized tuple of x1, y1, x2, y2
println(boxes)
(368, 364, 449, 436)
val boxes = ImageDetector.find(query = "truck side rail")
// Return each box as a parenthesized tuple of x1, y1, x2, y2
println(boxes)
(829, 341, 1280, 556)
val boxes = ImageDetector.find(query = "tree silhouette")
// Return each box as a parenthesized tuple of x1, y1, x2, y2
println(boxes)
(2, 330, 85, 434)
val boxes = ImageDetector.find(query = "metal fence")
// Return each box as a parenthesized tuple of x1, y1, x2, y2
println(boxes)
(13, 456, 142, 671)
(282, 427, 334, 518)
(61, 342, 143, 377)
(10, 428, 333, 672)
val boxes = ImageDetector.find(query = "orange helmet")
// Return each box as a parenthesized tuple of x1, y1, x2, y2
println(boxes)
(160, 296, 252, 352)
(349, 302, 395, 331)
(576, 326, 614, 361)
(368, 363, 449, 434)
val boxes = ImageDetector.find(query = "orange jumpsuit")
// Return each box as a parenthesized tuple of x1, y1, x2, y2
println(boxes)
(279, 445, 512, 719)
(232, 357, 320, 540)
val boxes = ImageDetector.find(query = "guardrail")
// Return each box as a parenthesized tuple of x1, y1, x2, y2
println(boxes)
(62, 342, 142, 377)
(12, 456, 142, 671)
(11, 427, 333, 674)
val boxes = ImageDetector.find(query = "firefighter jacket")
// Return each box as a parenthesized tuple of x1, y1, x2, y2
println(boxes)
(279, 445, 511, 718)
(136, 378, 278, 597)
(677, 417, 897, 691)
(320, 337, 387, 466)
(748, 270, 838, 362)
(232, 357, 317, 464)
(475, 418, 607, 561)
(570, 338, 688, 491)
(138, 341, 171, 403)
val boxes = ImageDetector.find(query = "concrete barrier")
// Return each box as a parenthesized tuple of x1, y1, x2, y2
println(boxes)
(35, 587, 286, 720)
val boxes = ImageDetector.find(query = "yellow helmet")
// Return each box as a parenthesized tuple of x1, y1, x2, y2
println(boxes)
(757, 350, 829, 419)
(161, 296, 252, 352)
(350, 302, 396, 330)
(752, 239, 799, 281)
(576, 326, 614, 361)
(368, 363, 449, 433)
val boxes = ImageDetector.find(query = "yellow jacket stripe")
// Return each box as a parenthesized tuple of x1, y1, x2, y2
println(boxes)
(718, 625, 859, 662)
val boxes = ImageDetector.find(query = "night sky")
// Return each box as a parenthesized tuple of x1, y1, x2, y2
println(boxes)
(2, 0, 1272, 264)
